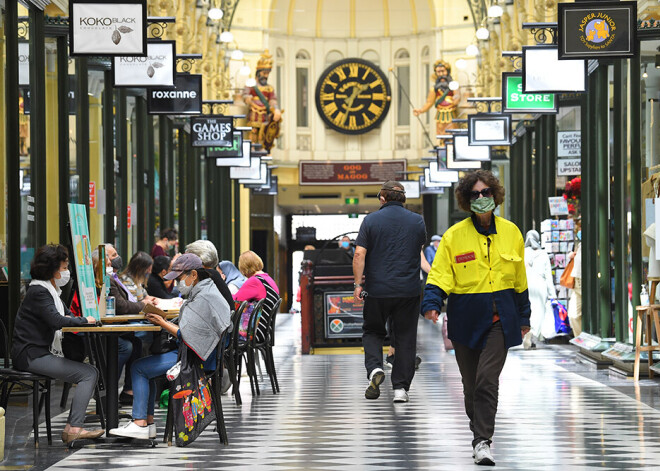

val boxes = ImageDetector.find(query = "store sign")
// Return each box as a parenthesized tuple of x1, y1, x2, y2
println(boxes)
(209, 132, 243, 158)
(69, 0, 147, 56)
(113, 41, 176, 87)
(468, 113, 512, 146)
(299, 160, 406, 186)
(127, 204, 132, 228)
(548, 196, 570, 216)
(558, 1, 637, 59)
(230, 157, 261, 180)
(558, 131, 581, 157)
(191, 116, 233, 147)
(216, 139, 251, 167)
(68, 203, 100, 320)
(19, 42, 29, 86)
(23, 76, 77, 115)
(557, 158, 581, 176)
(89, 181, 96, 209)
(147, 74, 202, 115)
(502, 73, 557, 114)
(324, 291, 364, 339)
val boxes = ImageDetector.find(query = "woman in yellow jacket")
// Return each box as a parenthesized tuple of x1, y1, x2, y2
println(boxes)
(422, 170, 530, 466)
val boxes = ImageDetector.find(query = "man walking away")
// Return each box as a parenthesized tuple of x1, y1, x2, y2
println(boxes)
(353, 181, 426, 403)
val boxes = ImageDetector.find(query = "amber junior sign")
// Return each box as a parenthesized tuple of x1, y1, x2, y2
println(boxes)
(299, 160, 406, 186)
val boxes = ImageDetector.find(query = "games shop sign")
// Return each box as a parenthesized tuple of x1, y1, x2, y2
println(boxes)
(70, 0, 147, 56)
(558, 1, 637, 59)
(191, 117, 234, 147)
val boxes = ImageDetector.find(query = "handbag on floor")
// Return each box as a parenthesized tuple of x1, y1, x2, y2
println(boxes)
(170, 344, 216, 446)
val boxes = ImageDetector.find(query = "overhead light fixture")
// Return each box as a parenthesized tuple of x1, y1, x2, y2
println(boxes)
(231, 49, 244, 61)
(643, 65, 649, 78)
(449, 81, 460, 91)
(476, 27, 490, 40)
(220, 31, 234, 43)
(245, 78, 257, 87)
(208, 7, 223, 20)
(239, 64, 251, 76)
(455, 59, 467, 70)
(487, 5, 503, 18)
(466, 44, 480, 56)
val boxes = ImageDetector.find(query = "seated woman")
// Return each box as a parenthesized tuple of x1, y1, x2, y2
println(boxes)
(218, 260, 247, 295)
(11, 244, 103, 444)
(108, 254, 231, 440)
(146, 256, 179, 299)
(233, 251, 280, 342)
(120, 251, 159, 305)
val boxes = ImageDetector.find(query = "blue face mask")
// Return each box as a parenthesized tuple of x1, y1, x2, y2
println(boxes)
(576, 230, 581, 241)
(341, 241, 350, 249)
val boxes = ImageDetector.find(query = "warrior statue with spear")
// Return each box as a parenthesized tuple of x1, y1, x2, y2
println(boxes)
(413, 60, 460, 138)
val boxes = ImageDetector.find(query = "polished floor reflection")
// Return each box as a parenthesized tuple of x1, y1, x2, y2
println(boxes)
(5, 314, 660, 470)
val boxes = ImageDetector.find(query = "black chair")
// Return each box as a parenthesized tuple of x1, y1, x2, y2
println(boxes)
(234, 300, 265, 397)
(224, 302, 247, 406)
(164, 323, 232, 446)
(0, 319, 53, 447)
(253, 298, 282, 394)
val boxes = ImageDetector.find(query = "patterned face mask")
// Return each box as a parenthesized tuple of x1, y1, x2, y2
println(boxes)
(470, 196, 495, 214)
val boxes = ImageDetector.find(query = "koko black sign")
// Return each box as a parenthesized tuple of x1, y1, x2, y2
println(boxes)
(191, 116, 233, 147)
(558, 1, 637, 59)
(147, 74, 202, 115)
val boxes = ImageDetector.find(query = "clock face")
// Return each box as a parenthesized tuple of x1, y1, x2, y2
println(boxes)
(315, 58, 391, 135)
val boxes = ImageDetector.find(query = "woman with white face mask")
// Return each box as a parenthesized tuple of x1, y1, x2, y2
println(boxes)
(11, 244, 103, 444)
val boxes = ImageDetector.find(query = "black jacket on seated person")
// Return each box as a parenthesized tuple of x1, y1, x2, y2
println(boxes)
(206, 268, 234, 311)
(109, 275, 144, 315)
(11, 285, 88, 370)
(146, 273, 178, 300)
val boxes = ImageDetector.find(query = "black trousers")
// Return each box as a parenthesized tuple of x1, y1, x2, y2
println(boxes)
(362, 295, 419, 391)
(453, 321, 508, 448)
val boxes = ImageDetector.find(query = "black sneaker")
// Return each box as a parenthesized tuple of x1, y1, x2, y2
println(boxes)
(415, 355, 422, 369)
(365, 368, 385, 400)
(119, 391, 134, 406)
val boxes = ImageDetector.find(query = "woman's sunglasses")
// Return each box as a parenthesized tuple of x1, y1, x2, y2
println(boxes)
(469, 188, 493, 200)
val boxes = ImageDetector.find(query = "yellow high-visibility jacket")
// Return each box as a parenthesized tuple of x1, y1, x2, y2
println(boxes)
(422, 215, 531, 349)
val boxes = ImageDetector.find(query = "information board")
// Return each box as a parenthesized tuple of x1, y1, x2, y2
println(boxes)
(324, 291, 364, 339)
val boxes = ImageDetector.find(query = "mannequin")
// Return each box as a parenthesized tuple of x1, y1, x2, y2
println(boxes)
(523, 230, 556, 349)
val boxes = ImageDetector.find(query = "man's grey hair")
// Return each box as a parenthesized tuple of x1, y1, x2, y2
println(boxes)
(185, 240, 219, 268)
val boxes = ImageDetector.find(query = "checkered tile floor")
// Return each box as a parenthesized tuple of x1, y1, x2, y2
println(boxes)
(15, 314, 660, 470)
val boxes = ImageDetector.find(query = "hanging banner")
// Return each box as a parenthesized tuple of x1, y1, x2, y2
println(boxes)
(502, 73, 557, 114)
(19, 42, 29, 86)
(207, 131, 243, 158)
(113, 40, 176, 88)
(147, 74, 202, 115)
(557, 131, 581, 157)
(299, 160, 407, 186)
(191, 116, 234, 147)
(557, 158, 581, 176)
(68, 203, 100, 320)
(69, 0, 147, 57)
(558, 1, 637, 60)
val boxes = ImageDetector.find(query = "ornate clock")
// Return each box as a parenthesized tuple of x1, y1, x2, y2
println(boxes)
(315, 58, 391, 135)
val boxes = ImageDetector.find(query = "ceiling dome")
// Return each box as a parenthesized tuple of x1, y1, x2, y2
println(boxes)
(268, 0, 435, 38)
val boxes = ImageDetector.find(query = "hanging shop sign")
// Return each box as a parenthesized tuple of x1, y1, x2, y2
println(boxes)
(453, 134, 491, 162)
(19, 42, 29, 86)
(147, 74, 202, 115)
(208, 131, 243, 158)
(558, 1, 637, 60)
(548, 196, 570, 216)
(68, 203, 100, 320)
(324, 291, 364, 339)
(426, 161, 459, 183)
(445, 143, 481, 170)
(113, 40, 175, 88)
(557, 131, 581, 157)
(252, 175, 278, 196)
(502, 73, 557, 114)
(557, 158, 581, 176)
(215, 139, 251, 167)
(240, 163, 268, 186)
(191, 116, 234, 147)
(230, 157, 261, 181)
(522, 46, 587, 93)
(23, 76, 77, 115)
(69, 0, 147, 57)
(420, 175, 448, 194)
(468, 113, 512, 146)
(299, 160, 406, 186)
(399, 180, 421, 199)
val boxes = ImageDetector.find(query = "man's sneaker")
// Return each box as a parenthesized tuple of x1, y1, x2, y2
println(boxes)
(365, 368, 385, 399)
(108, 421, 150, 440)
(384, 354, 394, 369)
(473, 441, 495, 466)
(393, 388, 409, 403)
(148, 424, 157, 439)
(415, 355, 422, 369)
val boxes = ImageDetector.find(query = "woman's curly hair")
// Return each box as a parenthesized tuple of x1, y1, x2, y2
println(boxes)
(455, 170, 505, 212)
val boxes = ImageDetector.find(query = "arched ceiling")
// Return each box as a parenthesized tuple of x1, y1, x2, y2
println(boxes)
(268, 0, 436, 38)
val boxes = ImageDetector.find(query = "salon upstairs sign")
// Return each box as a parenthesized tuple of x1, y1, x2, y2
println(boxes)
(69, 0, 147, 56)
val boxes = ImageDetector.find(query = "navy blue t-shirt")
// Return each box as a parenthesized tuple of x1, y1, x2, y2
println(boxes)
(356, 202, 426, 298)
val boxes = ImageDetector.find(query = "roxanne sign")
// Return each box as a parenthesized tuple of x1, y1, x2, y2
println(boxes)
(70, 0, 147, 56)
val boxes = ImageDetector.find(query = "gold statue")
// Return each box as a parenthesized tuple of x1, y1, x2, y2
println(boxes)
(413, 60, 460, 138)
(242, 50, 282, 152)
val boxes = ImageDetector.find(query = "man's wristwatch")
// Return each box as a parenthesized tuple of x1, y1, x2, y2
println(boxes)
(353, 283, 362, 289)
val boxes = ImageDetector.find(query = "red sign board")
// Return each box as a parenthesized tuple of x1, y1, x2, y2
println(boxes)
(127, 205, 132, 229)
(89, 181, 96, 209)
(299, 160, 407, 186)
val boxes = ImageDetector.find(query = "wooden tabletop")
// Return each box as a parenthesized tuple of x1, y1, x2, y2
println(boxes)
(62, 325, 162, 333)
(99, 313, 178, 323)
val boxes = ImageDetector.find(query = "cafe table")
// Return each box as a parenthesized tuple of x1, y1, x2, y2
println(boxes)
(62, 324, 162, 430)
